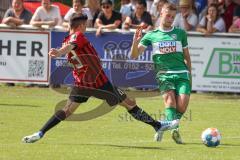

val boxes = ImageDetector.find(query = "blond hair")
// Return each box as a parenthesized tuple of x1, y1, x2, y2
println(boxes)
(162, 3, 177, 11)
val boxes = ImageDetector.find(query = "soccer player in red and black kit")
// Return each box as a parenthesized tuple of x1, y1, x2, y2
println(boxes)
(22, 13, 179, 143)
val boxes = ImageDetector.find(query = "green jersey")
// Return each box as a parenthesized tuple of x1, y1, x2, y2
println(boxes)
(140, 27, 189, 73)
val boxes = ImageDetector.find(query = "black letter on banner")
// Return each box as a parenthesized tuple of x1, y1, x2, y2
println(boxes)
(16, 41, 26, 56)
(32, 41, 43, 57)
(0, 40, 11, 55)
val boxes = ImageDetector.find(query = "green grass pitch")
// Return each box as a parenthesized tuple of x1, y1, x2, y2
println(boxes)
(0, 86, 240, 160)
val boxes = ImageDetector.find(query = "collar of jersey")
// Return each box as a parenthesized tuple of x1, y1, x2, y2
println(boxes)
(158, 26, 174, 33)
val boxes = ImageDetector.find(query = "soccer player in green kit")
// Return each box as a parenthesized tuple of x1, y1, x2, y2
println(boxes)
(130, 3, 192, 144)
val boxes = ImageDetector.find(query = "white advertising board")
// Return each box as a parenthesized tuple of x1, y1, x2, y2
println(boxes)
(0, 30, 50, 84)
(189, 35, 240, 93)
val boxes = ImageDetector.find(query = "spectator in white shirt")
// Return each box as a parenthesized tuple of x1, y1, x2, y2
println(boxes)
(30, 0, 62, 28)
(196, 4, 226, 35)
(173, 0, 198, 31)
(63, 0, 93, 28)
(150, 0, 168, 28)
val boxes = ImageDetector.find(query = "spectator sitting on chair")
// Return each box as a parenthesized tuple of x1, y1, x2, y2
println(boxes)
(95, 0, 122, 36)
(123, 0, 153, 31)
(63, 0, 93, 28)
(2, 0, 32, 27)
(30, 0, 62, 28)
(196, 4, 226, 35)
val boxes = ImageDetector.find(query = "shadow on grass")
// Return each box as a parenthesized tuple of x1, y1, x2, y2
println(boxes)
(196, 92, 240, 100)
(220, 143, 240, 147)
(57, 142, 166, 150)
(0, 103, 42, 108)
(186, 142, 240, 147)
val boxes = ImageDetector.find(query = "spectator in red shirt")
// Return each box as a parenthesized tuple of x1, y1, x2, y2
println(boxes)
(222, 0, 237, 31)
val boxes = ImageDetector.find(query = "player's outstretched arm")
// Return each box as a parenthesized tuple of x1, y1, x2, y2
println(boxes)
(48, 44, 75, 58)
(130, 27, 146, 59)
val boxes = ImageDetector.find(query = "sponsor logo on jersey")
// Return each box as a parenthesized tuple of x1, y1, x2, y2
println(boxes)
(171, 34, 177, 40)
(70, 34, 77, 42)
(159, 41, 177, 53)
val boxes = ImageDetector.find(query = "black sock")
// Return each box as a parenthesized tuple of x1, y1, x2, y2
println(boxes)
(40, 110, 66, 135)
(128, 106, 161, 131)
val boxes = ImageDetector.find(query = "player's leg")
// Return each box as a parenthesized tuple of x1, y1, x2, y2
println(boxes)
(171, 94, 190, 144)
(120, 97, 162, 132)
(175, 73, 191, 120)
(119, 97, 179, 133)
(163, 90, 177, 121)
(156, 73, 179, 141)
(103, 83, 179, 141)
(22, 86, 89, 143)
(171, 73, 191, 144)
(22, 100, 80, 143)
(176, 94, 190, 120)
(39, 100, 80, 135)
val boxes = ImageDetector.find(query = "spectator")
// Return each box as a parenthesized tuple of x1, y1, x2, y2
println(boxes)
(30, 0, 62, 28)
(228, 17, 240, 32)
(95, 0, 122, 36)
(196, 4, 226, 35)
(2, 0, 32, 27)
(120, 0, 134, 20)
(130, 0, 138, 10)
(228, 5, 240, 33)
(198, 0, 218, 23)
(222, 0, 237, 31)
(173, 0, 198, 31)
(146, 0, 154, 12)
(168, 0, 180, 5)
(63, 0, 93, 28)
(233, 5, 240, 20)
(150, 0, 168, 28)
(123, 0, 153, 31)
(85, 0, 101, 27)
(233, 0, 240, 5)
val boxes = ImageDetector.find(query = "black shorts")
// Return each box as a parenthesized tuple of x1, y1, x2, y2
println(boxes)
(69, 81, 127, 106)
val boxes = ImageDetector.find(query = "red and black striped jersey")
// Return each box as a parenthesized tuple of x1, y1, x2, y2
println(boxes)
(63, 31, 108, 88)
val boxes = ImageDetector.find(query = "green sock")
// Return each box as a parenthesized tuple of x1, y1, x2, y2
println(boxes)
(176, 111, 184, 120)
(165, 107, 176, 121)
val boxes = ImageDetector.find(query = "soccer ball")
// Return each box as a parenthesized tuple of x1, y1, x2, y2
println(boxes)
(201, 128, 221, 147)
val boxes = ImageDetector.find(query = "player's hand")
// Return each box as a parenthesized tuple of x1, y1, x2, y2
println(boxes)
(48, 48, 60, 57)
(133, 26, 143, 44)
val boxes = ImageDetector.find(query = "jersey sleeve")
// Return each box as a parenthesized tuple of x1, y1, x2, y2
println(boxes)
(69, 32, 88, 50)
(181, 30, 188, 49)
(139, 33, 152, 48)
